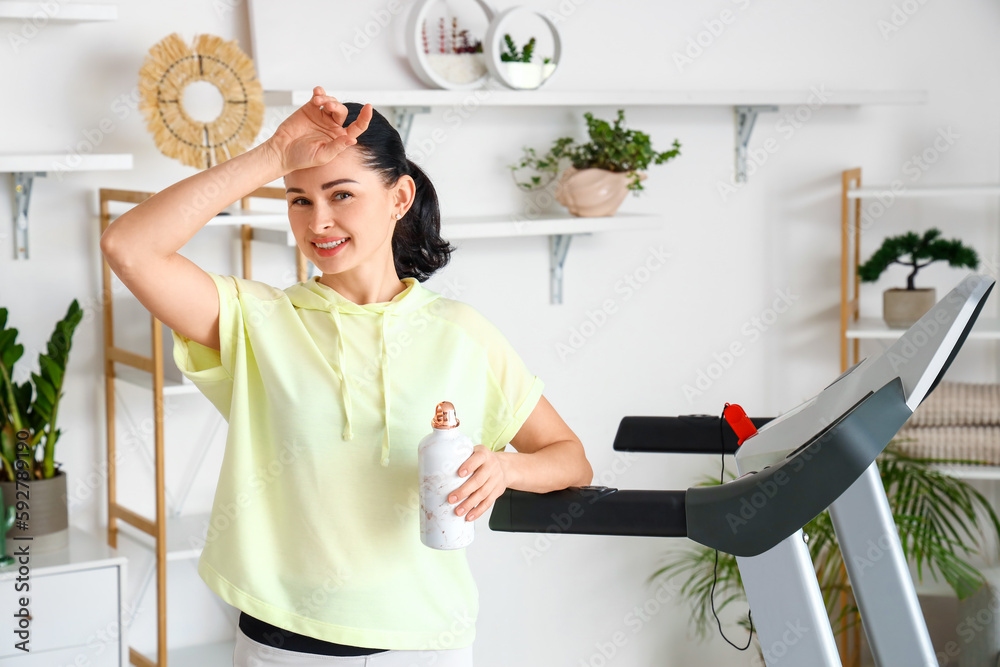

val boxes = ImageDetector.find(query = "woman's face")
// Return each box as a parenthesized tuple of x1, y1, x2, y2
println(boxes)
(284, 146, 413, 278)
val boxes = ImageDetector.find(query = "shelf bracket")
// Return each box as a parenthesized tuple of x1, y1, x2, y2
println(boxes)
(11, 171, 45, 260)
(550, 234, 573, 305)
(390, 106, 431, 148)
(733, 105, 778, 183)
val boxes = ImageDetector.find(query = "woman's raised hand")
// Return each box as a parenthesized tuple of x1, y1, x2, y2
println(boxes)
(266, 86, 373, 173)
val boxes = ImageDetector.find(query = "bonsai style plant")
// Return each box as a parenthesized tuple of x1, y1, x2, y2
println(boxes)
(0, 299, 82, 553)
(858, 228, 979, 328)
(653, 443, 1000, 662)
(509, 108, 682, 217)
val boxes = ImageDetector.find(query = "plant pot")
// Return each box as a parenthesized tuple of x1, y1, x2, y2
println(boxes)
(1, 467, 69, 556)
(554, 166, 647, 217)
(883, 287, 936, 329)
(502, 61, 543, 89)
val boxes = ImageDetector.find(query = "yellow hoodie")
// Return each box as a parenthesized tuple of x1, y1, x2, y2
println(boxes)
(170, 271, 544, 650)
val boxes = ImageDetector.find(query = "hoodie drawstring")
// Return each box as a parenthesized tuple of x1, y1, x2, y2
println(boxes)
(379, 311, 392, 467)
(330, 308, 353, 441)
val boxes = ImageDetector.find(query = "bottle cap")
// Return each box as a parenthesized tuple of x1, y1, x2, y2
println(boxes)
(432, 401, 460, 429)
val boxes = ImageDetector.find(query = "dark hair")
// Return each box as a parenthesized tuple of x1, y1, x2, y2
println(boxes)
(340, 102, 453, 282)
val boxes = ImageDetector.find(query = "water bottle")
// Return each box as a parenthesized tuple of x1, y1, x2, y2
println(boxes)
(418, 401, 476, 550)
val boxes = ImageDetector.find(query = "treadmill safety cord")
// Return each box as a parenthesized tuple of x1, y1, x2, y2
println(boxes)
(709, 402, 756, 651)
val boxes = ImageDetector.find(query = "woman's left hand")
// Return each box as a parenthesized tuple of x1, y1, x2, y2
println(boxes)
(448, 445, 507, 522)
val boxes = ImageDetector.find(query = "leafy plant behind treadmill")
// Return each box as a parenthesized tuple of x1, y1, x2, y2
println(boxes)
(652, 443, 1000, 639)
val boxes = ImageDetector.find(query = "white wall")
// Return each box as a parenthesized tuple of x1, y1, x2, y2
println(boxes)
(2, 0, 999, 665)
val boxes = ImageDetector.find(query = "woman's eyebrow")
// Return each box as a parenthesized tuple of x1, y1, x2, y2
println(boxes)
(286, 178, 360, 194)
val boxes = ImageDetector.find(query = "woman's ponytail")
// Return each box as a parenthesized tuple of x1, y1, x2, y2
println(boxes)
(339, 102, 454, 282)
(392, 159, 453, 282)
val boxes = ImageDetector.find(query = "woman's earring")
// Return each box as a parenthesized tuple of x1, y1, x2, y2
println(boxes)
(395, 213, 402, 219)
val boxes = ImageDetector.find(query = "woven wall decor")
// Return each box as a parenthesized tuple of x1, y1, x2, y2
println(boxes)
(138, 33, 264, 169)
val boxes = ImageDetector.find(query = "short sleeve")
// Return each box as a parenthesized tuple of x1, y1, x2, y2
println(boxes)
(478, 318, 545, 452)
(169, 271, 241, 418)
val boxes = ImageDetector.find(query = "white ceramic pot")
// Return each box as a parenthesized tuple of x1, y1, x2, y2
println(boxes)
(883, 287, 936, 329)
(554, 167, 647, 217)
(502, 61, 542, 89)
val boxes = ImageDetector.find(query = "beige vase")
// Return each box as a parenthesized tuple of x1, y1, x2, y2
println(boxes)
(1, 468, 69, 556)
(554, 166, 647, 217)
(883, 288, 936, 329)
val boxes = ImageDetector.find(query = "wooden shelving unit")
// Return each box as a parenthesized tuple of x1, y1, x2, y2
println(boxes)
(99, 186, 286, 667)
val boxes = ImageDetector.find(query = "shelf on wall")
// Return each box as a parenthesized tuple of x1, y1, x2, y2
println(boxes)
(263, 88, 927, 108)
(0, 1, 117, 21)
(932, 465, 1000, 481)
(2, 152, 132, 260)
(250, 211, 664, 304)
(248, 210, 662, 243)
(846, 316, 1000, 340)
(847, 184, 1000, 199)
(264, 88, 926, 184)
(114, 511, 212, 561)
(114, 364, 199, 396)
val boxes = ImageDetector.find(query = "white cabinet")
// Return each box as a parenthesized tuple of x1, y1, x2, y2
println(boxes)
(0, 527, 128, 666)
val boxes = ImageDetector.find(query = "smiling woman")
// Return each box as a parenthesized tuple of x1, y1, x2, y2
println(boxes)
(99, 86, 592, 667)
(279, 110, 453, 305)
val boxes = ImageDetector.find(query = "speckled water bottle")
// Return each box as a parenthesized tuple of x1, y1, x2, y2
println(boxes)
(418, 402, 475, 550)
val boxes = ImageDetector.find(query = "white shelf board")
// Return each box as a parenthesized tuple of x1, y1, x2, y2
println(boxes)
(847, 184, 1000, 199)
(264, 89, 927, 108)
(167, 639, 237, 666)
(0, 1, 117, 21)
(251, 211, 663, 246)
(206, 209, 288, 226)
(115, 511, 212, 561)
(846, 316, 1000, 340)
(0, 152, 132, 172)
(114, 364, 201, 396)
(932, 465, 1000, 480)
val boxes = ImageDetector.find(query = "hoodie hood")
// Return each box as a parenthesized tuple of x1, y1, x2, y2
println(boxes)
(284, 276, 441, 467)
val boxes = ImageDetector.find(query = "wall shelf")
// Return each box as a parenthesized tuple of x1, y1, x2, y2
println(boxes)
(846, 316, 1000, 341)
(264, 88, 926, 185)
(0, 1, 117, 22)
(847, 183, 1000, 199)
(249, 211, 664, 304)
(3, 152, 132, 259)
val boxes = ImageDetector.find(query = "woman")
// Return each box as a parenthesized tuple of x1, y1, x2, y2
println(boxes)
(100, 86, 593, 666)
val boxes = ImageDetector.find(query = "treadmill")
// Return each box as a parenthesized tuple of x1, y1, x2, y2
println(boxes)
(489, 273, 995, 667)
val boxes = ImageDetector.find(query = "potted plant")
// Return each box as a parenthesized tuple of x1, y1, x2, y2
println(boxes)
(0, 299, 83, 555)
(858, 228, 979, 329)
(499, 33, 543, 88)
(509, 108, 682, 217)
(653, 443, 1000, 662)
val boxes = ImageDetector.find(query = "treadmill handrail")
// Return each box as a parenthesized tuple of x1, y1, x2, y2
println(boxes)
(685, 376, 911, 557)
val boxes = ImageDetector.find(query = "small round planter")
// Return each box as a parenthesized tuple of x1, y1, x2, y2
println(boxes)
(883, 287, 936, 329)
(554, 166, 647, 217)
(501, 61, 542, 89)
(1, 467, 69, 556)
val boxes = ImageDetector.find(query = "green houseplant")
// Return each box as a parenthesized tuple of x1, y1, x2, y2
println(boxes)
(858, 228, 979, 329)
(509, 108, 682, 217)
(653, 443, 1000, 659)
(0, 299, 82, 554)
